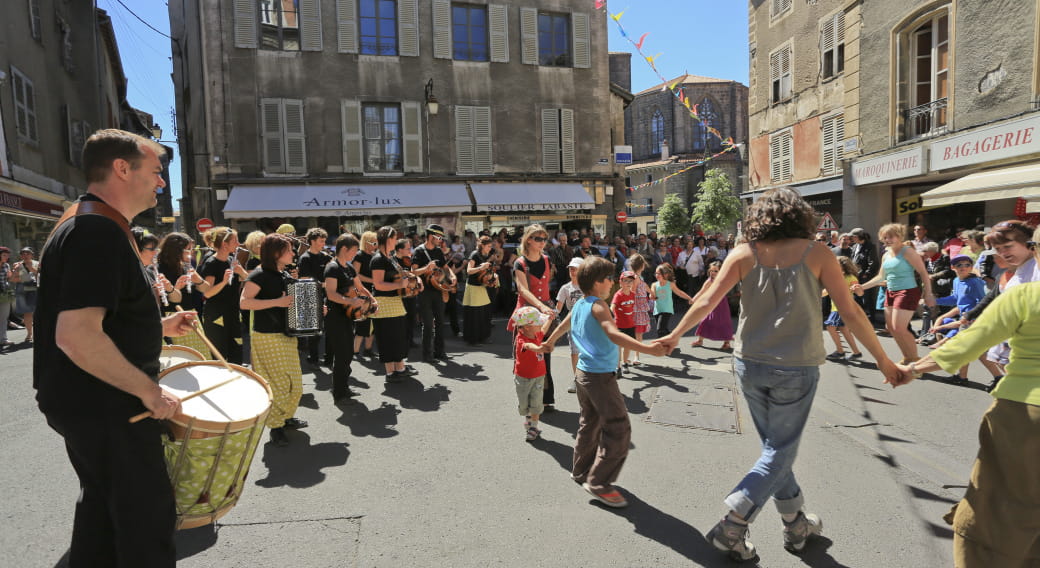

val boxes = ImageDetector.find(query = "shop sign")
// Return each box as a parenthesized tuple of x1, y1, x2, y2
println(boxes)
(486, 203, 588, 212)
(851, 147, 926, 185)
(930, 114, 1040, 171)
(614, 145, 633, 164)
(0, 190, 63, 218)
(895, 194, 943, 216)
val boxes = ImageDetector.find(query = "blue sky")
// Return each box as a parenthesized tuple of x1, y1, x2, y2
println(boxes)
(102, 0, 749, 206)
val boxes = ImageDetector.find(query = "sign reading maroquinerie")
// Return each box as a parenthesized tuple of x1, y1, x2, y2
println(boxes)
(486, 203, 587, 212)
(851, 147, 926, 185)
(930, 114, 1040, 171)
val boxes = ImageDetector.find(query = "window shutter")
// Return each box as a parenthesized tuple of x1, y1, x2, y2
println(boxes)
(29, 0, 41, 40)
(520, 7, 538, 65)
(336, 0, 358, 54)
(781, 46, 791, 98)
(261, 98, 285, 172)
(835, 12, 845, 45)
(299, 0, 323, 51)
(821, 17, 834, 53)
(401, 101, 423, 172)
(571, 12, 590, 69)
(541, 109, 560, 173)
(398, 0, 419, 57)
(13, 73, 27, 137)
(24, 79, 37, 141)
(341, 99, 363, 172)
(560, 108, 575, 173)
(233, 0, 258, 49)
(780, 132, 792, 181)
(283, 99, 307, 174)
(821, 118, 835, 174)
(833, 115, 844, 164)
(488, 5, 508, 63)
(433, 0, 451, 59)
(474, 106, 492, 174)
(455, 106, 475, 174)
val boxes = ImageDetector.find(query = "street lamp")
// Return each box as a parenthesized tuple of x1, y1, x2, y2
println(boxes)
(150, 123, 163, 140)
(424, 79, 439, 116)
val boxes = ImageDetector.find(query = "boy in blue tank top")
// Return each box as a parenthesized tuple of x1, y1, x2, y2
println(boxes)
(545, 257, 665, 508)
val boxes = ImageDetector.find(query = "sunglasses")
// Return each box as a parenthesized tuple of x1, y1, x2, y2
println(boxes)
(530, 236, 547, 243)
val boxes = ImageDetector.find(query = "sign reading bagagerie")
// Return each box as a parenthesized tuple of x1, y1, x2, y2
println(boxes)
(930, 114, 1039, 171)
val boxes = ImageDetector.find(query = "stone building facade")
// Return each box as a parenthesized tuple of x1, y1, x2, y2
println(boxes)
(170, 0, 617, 239)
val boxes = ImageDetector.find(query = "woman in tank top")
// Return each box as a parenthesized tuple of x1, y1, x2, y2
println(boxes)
(654, 187, 901, 562)
(855, 223, 935, 365)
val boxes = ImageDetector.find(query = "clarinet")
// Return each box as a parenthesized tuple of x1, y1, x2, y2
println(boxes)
(184, 261, 194, 293)
(227, 253, 237, 285)
(152, 255, 169, 307)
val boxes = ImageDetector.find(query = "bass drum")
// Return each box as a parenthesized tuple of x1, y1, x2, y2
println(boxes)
(159, 344, 206, 371)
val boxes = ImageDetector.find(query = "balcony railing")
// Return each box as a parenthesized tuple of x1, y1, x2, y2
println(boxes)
(903, 97, 948, 141)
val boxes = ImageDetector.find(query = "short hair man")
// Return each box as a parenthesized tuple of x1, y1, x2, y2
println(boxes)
(33, 129, 195, 566)
(412, 224, 455, 361)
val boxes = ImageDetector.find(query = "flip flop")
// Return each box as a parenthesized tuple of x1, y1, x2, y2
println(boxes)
(582, 482, 628, 508)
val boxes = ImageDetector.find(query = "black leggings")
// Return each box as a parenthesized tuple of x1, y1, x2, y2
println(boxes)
(203, 308, 243, 364)
(372, 316, 408, 363)
(326, 311, 355, 396)
(655, 313, 672, 337)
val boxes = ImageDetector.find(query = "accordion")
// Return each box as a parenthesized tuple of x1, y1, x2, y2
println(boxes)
(285, 278, 323, 337)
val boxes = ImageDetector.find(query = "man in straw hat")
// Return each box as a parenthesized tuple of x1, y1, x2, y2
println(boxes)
(33, 129, 195, 566)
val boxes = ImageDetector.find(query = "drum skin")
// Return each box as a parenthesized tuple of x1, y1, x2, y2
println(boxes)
(159, 345, 205, 371)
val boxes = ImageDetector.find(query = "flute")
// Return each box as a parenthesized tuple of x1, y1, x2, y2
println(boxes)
(184, 261, 194, 293)
(227, 253, 237, 285)
(152, 253, 169, 307)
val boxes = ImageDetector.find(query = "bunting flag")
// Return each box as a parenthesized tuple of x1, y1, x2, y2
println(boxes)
(603, 0, 739, 194)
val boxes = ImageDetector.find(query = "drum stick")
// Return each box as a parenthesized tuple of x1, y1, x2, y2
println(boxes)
(129, 373, 243, 423)
(174, 306, 235, 374)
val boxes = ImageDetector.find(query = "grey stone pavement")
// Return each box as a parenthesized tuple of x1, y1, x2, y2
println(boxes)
(0, 314, 994, 568)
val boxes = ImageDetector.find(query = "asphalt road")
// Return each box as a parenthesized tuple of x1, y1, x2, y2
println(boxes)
(0, 319, 994, 568)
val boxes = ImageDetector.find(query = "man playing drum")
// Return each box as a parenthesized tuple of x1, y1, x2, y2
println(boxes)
(33, 129, 196, 567)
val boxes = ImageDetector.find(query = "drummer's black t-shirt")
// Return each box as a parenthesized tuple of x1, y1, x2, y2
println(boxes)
(33, 194, 163, 417)
(323, 259, 358, 318)
(370, 252, 400, 298)
(246, 268, 288, 333)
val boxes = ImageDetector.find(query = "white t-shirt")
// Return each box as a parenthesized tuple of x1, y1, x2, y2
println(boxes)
(556, 281, 585, 312)
(677, 249, 704, 276)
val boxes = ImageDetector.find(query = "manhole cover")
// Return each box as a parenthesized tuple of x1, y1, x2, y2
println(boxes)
(645, 386, 740, 433)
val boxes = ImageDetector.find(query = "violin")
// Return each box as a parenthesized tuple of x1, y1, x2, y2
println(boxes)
(427, 265, 457, 303)
(343, 288, 378, 321)
(477, 261, 500, 288)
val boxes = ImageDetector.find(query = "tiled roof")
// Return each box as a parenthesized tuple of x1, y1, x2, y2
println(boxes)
(635, 73, 736, 96)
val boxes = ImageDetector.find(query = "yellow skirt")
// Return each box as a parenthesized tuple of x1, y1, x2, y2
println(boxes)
(370, 295, 406, 319)
(250, 331, 302, 429)
(463, 284, 490, 307)
(170, 329, 212, 359)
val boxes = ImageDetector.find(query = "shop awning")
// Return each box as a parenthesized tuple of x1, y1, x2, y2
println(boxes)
(223, 183, 472, 218)
(740, 176, 842, 200)
(921, 163, 1040, 207)
(470, 182, 594, 213)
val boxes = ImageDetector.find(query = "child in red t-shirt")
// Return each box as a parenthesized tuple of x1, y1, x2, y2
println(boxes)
(612, 271, 637, 371)
(512, 306, 553, 441)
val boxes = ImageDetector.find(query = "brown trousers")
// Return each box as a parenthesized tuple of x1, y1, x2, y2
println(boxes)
(572, 369, 631, 493)
(949, 398, 1040, 568)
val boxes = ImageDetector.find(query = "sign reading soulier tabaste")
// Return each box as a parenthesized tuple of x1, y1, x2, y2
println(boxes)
(486, 203, 588, 212)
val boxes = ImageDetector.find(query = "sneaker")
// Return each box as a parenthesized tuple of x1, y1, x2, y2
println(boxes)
(567, 381, 577, 394)
(385, 372, 404, 384)
(706, 517, 757, 561)
(525, 426, 541, 441)
(269, 427, 289, 447)
(826, 351, 845, 361)
(783, 511, 822, 553)
(402, 365, 420, 376)
(846, 352, 863, 360)
(985, 375, 1004, 393)
(284, 417, 308, 429)
(582, 482, 628, 508)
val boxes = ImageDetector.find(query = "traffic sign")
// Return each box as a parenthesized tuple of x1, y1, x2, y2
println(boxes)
(615, 211, 628, 223)
(817, 212, 839, 231)
(196, 217, 214, 233)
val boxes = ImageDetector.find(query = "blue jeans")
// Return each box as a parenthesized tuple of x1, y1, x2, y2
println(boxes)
(725, 358, 820, 522)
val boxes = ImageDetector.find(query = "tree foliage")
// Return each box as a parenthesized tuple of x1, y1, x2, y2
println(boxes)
(656, 193, 690, 237)
(690, 168, 742, 234)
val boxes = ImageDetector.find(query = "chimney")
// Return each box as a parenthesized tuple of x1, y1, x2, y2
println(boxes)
(661, 140, 670, 160)
(608, 52, 632, 92)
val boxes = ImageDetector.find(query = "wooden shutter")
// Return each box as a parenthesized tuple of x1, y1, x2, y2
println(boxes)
(769, 131, 791, 181)
(822, 114, 845, 174)
(22, 75, 37, 141)
(474, 106, 492, 174)
(433, 0, 452, 59)
(284, 99, 307, 174)
(401, 101, 423, 172)
(571, 12, 590, 69)
(560, 109, 575, 173)
(299, 0, 323, 51)
(398, 0, 419, 57)
(29, 0, 41, 40)
(770, 45, 791, 101)
(520, 7, 538, 65)
(541, 109, 560, 173)
(455, 106, 475, 174)
(489, 5, 508, 63)
(261, 98, 285, 172)
(233, 0, 258, 49)
(336, 0, 358, 53)
(341, 99, 363, 172)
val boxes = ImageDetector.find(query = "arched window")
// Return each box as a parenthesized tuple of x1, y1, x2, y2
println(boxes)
(692, 98, 721, 153)
(650, 109, 664, 155)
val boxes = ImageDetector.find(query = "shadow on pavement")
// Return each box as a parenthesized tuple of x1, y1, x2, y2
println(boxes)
(433, 360, 490, 381)
(310, 366, 331, 393)
(175, 524, 219, 561)
(337, 400, 400, 438)
(793, 535, 855, 568)
(253, 431, 349, 488)
(540, 407, 579, 437)
(528, 436, 573, 473)
(622, 369, 693, 415)
(381, 378, 451, 412)
(297, 392, 319, 410)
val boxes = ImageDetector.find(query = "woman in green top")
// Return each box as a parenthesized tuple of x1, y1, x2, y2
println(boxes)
(893, 226, 1040, 568)
(855, 223, 935, 364)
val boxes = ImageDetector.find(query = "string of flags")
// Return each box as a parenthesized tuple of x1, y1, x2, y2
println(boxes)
(600, 1, 740, 194)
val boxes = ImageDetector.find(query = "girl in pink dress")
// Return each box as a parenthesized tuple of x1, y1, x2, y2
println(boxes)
(628, 254, 653, 364)
(690, 261, 734, 349)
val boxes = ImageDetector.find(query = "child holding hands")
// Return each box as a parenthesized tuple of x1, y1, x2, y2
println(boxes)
(512, 306, 553, 441)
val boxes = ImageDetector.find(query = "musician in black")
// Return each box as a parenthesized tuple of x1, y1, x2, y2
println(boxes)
(369, 226, 419, 383)
(324, 234, 375, 404)
(198, 227, 249, 364)
(298, 227, 332, 366)
(352, 231, 378, 358)
(463, 236, 495, 345)
(412, 224, 456, 362)
(240, 233, 306, 447)
(395, 239, 421, 349)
